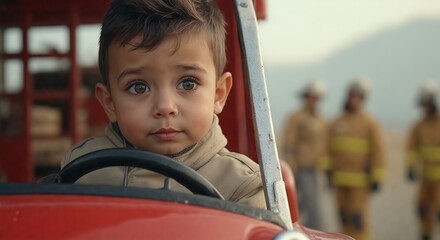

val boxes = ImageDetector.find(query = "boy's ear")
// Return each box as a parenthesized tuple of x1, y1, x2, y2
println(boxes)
(95, 83, 117, 122)
(214, 72, 233, 114)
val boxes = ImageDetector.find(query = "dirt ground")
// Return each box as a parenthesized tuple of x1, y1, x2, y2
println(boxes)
(315, 130, 438, 240)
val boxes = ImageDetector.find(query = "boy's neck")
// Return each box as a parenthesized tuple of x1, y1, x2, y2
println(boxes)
(165, 144, 197, 159)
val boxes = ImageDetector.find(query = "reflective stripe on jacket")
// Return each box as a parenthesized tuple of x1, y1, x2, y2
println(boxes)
(328, 110, 386, 187)
(333, 171, 369, 187)
(423, 166, 440, 181)
(330, 136, 370, 154)
(419, 146, 440, 162)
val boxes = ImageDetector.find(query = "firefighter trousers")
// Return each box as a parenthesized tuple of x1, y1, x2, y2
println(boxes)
(295, 168, 321, 229)
(336, 186, 370, 240)
(418, 180, 440, 238)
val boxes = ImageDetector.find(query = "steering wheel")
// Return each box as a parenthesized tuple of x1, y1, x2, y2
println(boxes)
(54, 148, 224, 199)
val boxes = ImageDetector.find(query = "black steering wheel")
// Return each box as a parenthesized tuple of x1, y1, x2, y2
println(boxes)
(54, 148, 224, 199)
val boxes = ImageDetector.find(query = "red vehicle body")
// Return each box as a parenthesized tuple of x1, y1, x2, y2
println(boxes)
(1, 185, 284, 239)
(0, 0, 352, 239)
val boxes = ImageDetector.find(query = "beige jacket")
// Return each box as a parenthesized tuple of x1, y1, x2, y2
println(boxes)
(328, 110, 386, 187)
(61, 116, 266, 209)
(281, 107, 327, 171)
(406, 114, 440, 180)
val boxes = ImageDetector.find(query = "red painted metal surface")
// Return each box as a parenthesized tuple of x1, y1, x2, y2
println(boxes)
(216, 1, 251, 157)
(0, 194, 282, 240)
(0, 0, 89, 181)
(280, 160, 300, 223)
(0, 137, 31, 182)
(68, 4, 81, 144)
(0, 0, 110, 27)
(253, 0, 267, 20)
(304, 226, 355, 240)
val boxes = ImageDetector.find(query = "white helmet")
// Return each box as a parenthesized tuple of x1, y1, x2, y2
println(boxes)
(302, 79, 326, 98)
(418, 79, 438, 103)
(348, 76, 371, 97)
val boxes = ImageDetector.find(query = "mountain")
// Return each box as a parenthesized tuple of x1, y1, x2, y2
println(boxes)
(264, 18, 440, 135)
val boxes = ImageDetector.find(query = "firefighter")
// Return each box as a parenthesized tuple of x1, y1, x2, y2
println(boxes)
(281, 79, 327, 229)
(326, 77, 386, 240)
(406, 80, 440, 240)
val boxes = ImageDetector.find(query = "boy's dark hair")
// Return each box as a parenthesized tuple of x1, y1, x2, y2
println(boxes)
(98, 0, 227, 86)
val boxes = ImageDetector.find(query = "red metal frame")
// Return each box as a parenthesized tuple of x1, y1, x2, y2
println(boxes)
(216, 1, 250, 156)
(0, 0, 93, 181)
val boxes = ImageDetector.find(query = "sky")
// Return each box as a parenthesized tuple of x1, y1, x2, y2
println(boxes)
(258, 0, 440, 66)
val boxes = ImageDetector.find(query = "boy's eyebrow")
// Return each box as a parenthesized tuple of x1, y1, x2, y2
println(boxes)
(175, 63, 207, 73)
(117, 64, 207, 82)
(117, 67, 145, 82)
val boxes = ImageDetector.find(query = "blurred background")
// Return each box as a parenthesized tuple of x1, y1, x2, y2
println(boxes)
(258, 1, 440, 239)
(259, 0, 440, 132)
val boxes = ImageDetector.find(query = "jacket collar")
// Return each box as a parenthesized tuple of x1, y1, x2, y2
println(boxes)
(173, 115, 227, 169)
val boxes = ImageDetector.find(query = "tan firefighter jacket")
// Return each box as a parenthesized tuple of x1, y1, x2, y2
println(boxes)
(61, 116, 266, 209)
(406, 114, 440, 181)
(327, 110, 386, 187)
(281, 107, 327, 171)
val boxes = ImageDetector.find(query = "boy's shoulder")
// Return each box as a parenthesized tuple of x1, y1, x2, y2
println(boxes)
(202, 150, 263, 205)
(217, 150, 260, 173)
(61, 125, 123, 167)
(197, 148, 261, 185)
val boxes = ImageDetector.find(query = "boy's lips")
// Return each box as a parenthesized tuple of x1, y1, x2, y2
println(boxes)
(151, 128, 181, 141)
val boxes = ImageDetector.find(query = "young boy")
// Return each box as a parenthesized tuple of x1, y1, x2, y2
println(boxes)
(61, 0, 266, 209)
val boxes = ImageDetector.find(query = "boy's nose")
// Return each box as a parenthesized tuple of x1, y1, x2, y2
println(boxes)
(154, 95, 178, 118)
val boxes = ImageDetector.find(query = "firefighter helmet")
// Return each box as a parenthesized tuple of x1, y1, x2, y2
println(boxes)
(348, 76, 371, 97)
(302, 79, 325, 98)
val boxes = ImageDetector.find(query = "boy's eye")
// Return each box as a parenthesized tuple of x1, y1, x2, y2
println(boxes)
(127, 82, 150, 94)
(177, 77, 199, 90)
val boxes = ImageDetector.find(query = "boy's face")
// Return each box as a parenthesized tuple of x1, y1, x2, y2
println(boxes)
(96, 31, 232, 155)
